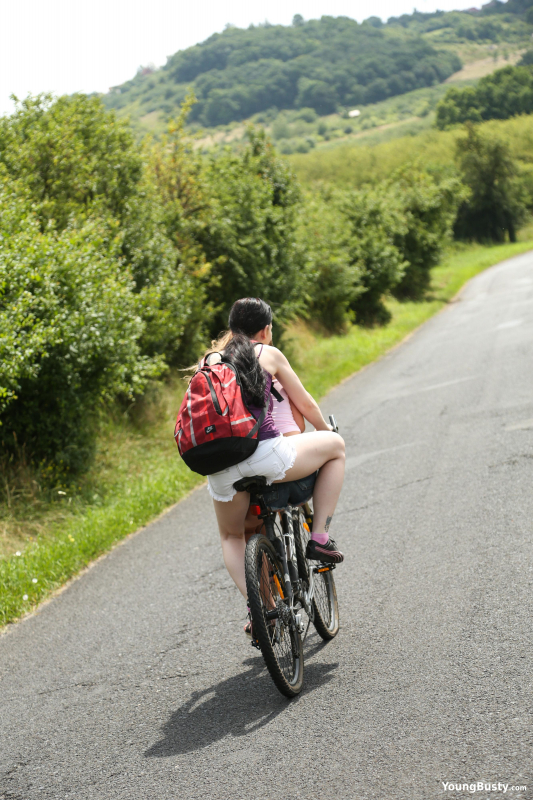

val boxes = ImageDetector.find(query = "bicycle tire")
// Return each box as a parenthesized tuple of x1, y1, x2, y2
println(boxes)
(293, 509, 340, 640)
(245, 534, 304, 698)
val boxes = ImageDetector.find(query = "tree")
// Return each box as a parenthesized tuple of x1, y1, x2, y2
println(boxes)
(143, 94, 214, 363)
(197, 129, 304, 334)
(453, 124, 527, 243)
(298, 190, 365, 332)
(104, 17, 461, 127)
(296, 79, 338, 115)
(0, 186, 162, 475)
(435, 65, 533, 129)
(390, 169, 465, 299)
(0, 94, 142, 230)
(342, 190, 406, 325)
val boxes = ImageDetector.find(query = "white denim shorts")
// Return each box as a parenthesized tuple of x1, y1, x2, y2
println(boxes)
(207, 435, 297, 502)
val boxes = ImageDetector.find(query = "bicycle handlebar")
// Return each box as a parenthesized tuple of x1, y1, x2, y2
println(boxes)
(329, 414, 339, 433)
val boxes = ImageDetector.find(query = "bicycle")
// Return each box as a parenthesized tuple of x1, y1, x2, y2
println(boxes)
(234, 415, 340, 698)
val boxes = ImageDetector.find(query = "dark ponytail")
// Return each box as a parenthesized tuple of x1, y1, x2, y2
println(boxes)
(224, 334, 266, 407)
(224, 298, 273, 407)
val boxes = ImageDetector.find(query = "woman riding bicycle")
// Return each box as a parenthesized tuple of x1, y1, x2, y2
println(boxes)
(206, 297, 345, 599)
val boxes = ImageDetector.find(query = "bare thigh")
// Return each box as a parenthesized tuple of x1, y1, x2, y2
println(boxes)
(274, 430, 344, 483)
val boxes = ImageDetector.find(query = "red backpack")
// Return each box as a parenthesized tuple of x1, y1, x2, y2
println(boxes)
(174, 354, 275, 476)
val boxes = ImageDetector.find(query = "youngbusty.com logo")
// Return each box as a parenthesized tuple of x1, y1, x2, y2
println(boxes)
(442, 782, 527, 794)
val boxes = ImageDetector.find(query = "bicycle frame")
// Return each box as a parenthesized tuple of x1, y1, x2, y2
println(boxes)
(253, 495, 334, 641)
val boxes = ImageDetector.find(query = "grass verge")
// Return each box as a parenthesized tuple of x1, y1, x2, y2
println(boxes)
(1, 237, 532, 626)
(287, 238, 533, 398)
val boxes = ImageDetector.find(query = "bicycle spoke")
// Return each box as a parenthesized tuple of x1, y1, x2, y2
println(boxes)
(257, 549, 296, 683)
(245, 534, 304, 697)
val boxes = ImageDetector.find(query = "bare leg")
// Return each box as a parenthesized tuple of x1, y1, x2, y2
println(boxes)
(275, 431, 345, 535)
(212, 431, 344, 595)
(213, 491, 250, 597)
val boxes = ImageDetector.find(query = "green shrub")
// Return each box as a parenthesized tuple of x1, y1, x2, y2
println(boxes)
(435, 64, 533, 129)
(196, 130, 305, 333)
(297, 108, 318, 122)
(453, 124, 528, 242)
(0, 94, 141, 230)
(390, 169, 465, 299)
(297, 190, 365, 332)
(0, 94, 210, 372)
(342, 189, 407, 325)
(518, 48, 533, 65)
(120, 184, 209, 367)
(0, 187, 162, 476)
(141, 100, 213, 363)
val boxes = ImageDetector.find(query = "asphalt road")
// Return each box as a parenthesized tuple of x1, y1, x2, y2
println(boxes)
(2, 252, 533, 800)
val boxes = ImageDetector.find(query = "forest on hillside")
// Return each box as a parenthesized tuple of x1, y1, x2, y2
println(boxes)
(102, 4, 533, 129)
(436, 55, 533, 127)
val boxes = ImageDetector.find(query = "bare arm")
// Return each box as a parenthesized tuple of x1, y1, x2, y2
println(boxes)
(289, 397, 306, 433)
(259, 346, 330, 432)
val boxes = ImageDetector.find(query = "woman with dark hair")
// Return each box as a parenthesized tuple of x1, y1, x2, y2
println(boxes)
(205, 297, 345, 601)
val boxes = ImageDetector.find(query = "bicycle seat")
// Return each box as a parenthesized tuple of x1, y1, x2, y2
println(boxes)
(233, 471, 317, 510)
(233, 475, 268, 493)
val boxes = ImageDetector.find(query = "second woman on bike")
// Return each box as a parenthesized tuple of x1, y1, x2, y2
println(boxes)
(205, 298, 345, 599)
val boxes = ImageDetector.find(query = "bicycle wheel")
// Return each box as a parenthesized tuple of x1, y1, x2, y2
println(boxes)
(293, 509, 340, 640)
(245, 534, 304, 698)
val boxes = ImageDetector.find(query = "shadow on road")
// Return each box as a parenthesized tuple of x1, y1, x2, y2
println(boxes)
(145, 641, 338, 757)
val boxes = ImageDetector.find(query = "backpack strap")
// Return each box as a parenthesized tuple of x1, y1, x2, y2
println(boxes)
(246, 403, 268, 439)
(251, 341, 283, 402)
(271, 384, 283, 403)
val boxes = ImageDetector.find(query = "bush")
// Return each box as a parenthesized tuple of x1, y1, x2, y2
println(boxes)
(297, 108, 318, 123)
(0, 94, 142, 230)
(435, 65, 533, 129)
(518, 49, 533, 65)
(342, 190, 407, 325)
(142, 100, 213, 364)
(120, 184, 209, 367)
(1, 94, 210, 372)
(453, 124, 528, 242)
(0, 187, 162, 476)
(298, 190, 365, 332)
(390, 169, 465, 299)
(197, 129, 305, 333)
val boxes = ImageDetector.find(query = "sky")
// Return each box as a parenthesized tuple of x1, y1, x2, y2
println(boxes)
(1, 0, 483, 116)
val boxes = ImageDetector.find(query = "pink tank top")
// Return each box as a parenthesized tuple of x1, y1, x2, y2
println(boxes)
(271, 379, 300, 434)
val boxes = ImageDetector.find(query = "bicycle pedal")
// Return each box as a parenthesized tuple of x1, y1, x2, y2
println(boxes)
(250, 638, 261, 650)
(314, 564, 336, 573)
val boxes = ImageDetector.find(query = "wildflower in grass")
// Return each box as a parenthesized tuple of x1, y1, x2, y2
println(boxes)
(23, 594, 28, 601)
(68, 535, 75, 542)
(15, 551, 21, 556)
(58, 491, 67, 496)
(32, 578, 38, 583)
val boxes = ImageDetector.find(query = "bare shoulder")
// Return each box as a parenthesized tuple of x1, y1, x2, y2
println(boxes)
(257, 344, 288, 374)
(205, 352, 222, 366)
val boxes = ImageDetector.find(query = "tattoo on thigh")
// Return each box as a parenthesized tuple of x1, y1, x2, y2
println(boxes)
(325, 515, 333, 533)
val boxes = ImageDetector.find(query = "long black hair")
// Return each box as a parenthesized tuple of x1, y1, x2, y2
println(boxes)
(229, 297, 272, 336)
(224, 298, 273, 407)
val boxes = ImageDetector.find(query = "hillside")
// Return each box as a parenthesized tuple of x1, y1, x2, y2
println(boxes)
(102, 5, 533, 135)
(286, 112, 533, 188)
